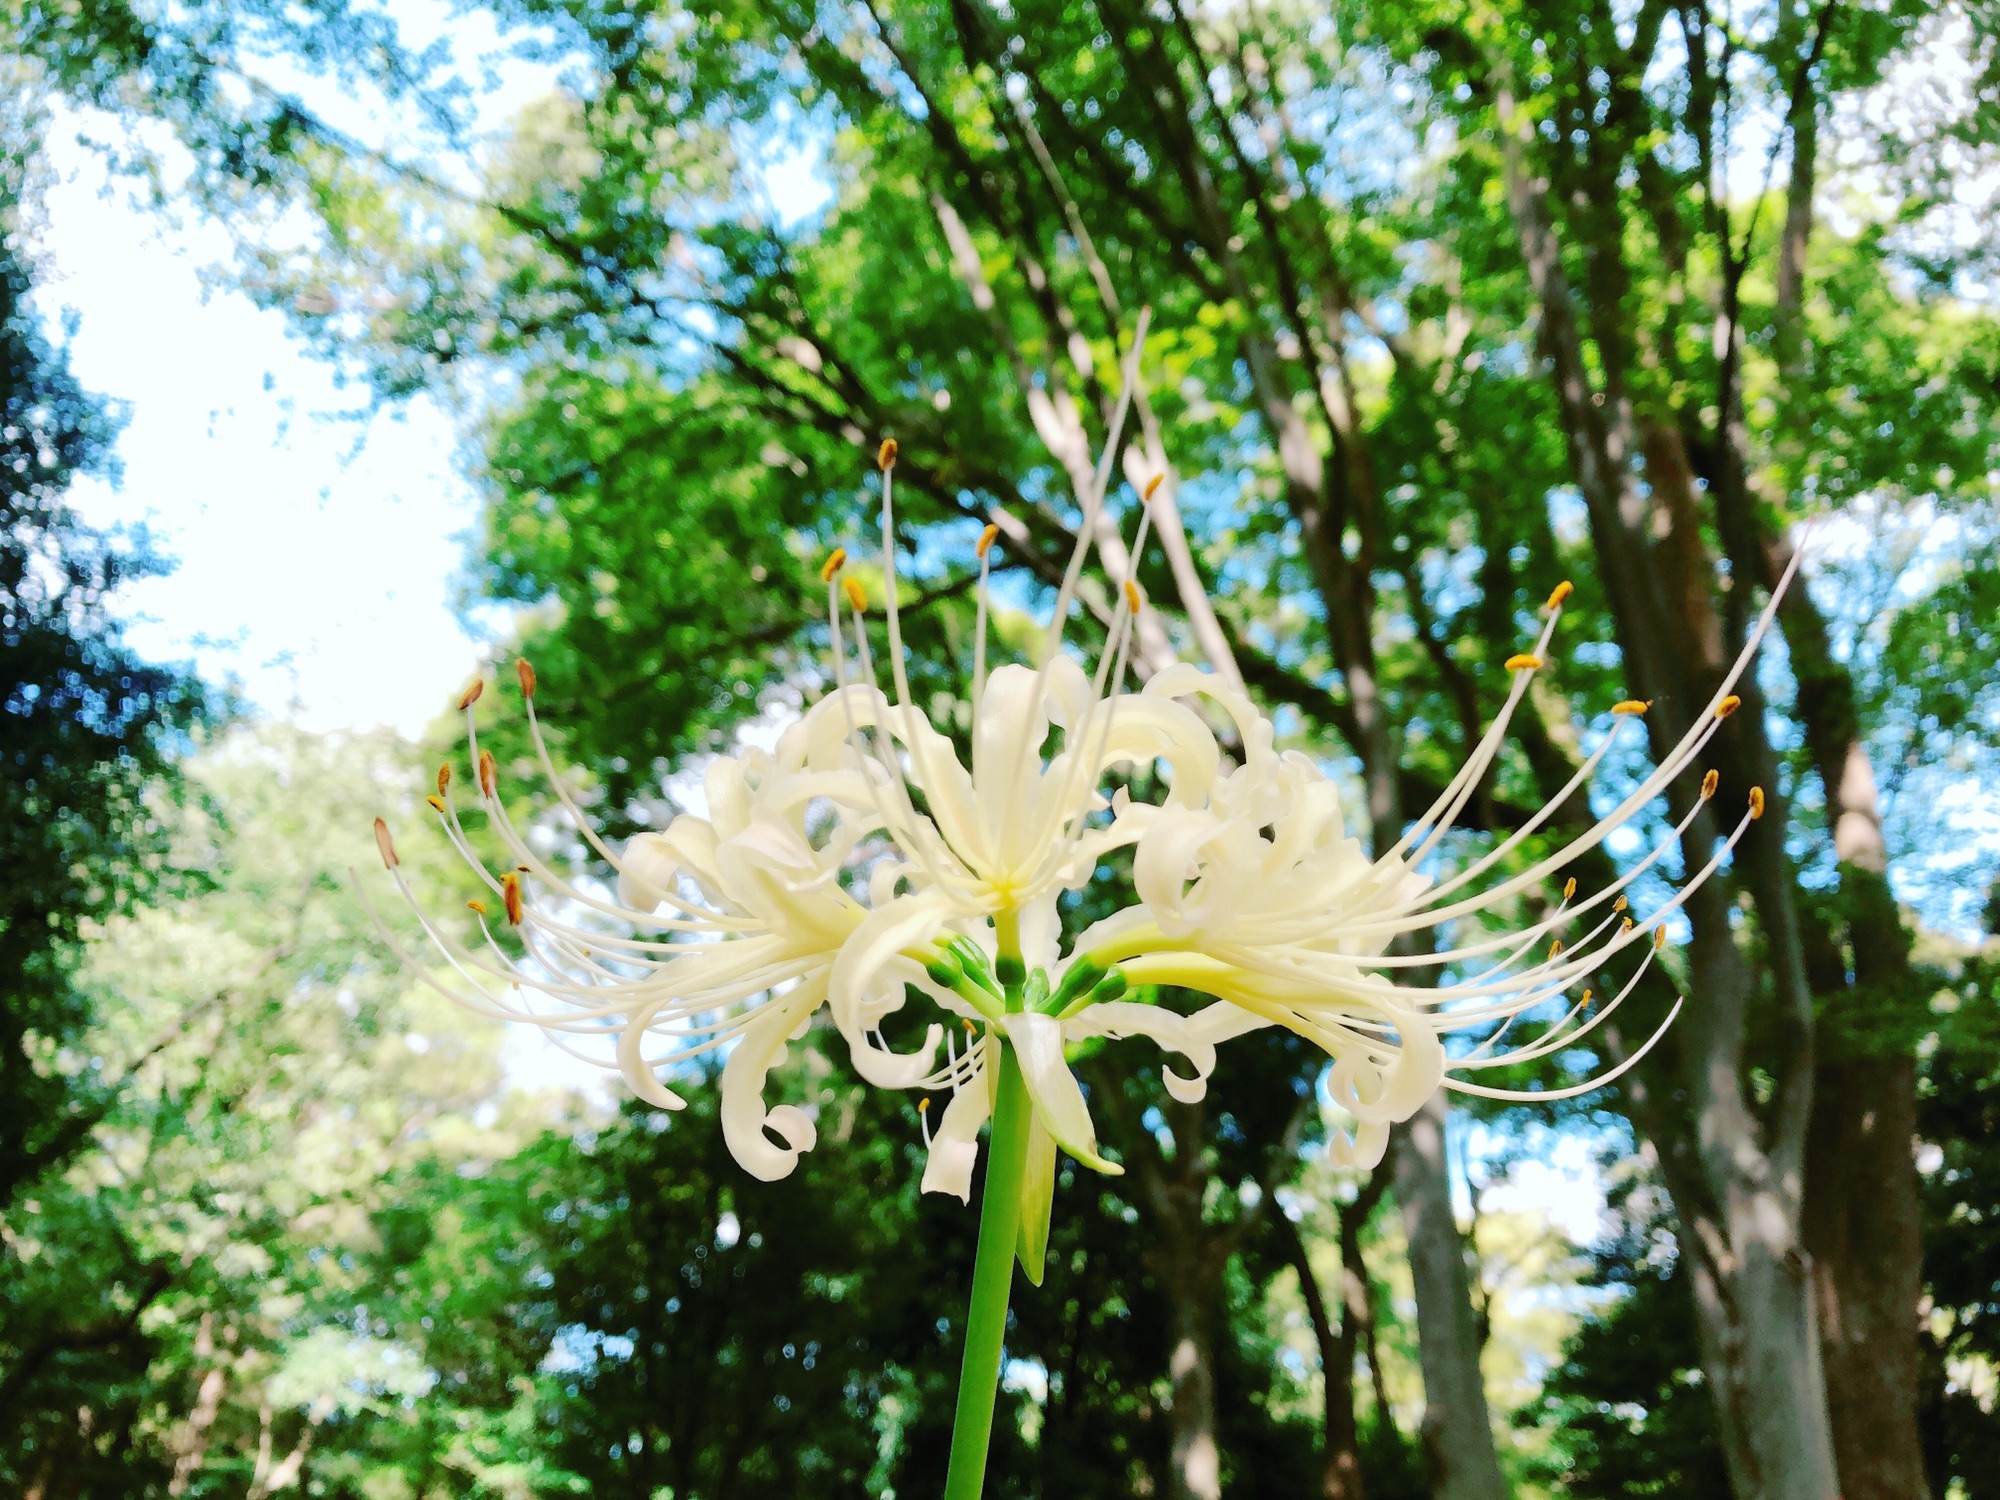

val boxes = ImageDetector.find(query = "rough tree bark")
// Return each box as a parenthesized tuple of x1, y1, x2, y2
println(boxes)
(1390, 1095, 1509, 1500)
(1725, 58, 1930, 1497)
(1490, 53, 1840, 1500)
(1138, 1102, 1226, 1500)
(1278, 1169, 1394, 1500)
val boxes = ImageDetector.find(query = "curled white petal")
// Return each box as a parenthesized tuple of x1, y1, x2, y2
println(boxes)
(1068, 1000, 1218, 1104)
(1000, 1011, 1120, 1175)
(618, 1003, 687, 1110)
(921, 1075, 992, 1203)
(719, 983, 826, 1180)
(828, 893, 951, 1087)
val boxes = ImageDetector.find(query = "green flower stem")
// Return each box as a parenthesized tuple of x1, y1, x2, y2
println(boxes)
(943, 1036, 1033, 1500)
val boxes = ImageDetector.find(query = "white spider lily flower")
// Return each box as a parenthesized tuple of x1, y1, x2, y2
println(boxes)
(372, 398, 1796, 1197)
(367, 671, 878, 1181)
(1051, 562, 1797, 1167)
(796, 430, 1794, 1175)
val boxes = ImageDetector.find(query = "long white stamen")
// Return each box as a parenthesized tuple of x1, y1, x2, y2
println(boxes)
(973, 526, 997, 727)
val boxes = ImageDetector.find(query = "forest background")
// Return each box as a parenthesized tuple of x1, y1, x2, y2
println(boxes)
(2, 0, 1998, 1497)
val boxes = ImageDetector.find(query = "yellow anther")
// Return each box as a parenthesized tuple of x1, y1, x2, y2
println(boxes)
(1614, 895, 1629, 912)
(878, 437, 898, 471)
(964, 1019, 977, 1034)
(436, 763, 451, 796)
(843, 576, 867, 613)
(821, 547, 847, 582)
(479, 749, 498, 797)
(457, 678, 484, 711)
(1715, 694, 1742, 720)
(1749, 786, 1766, 820)
(467, 899, 488, 915)
(1546, 580, 1574, 610)
(1581, 989, 1593, 1005)
(1562, 877, 1577, 900)
(1654, 925, 1669, 950)
(1612, 699, 1651, 715)
(1505, 653, 1543, 671)
(426, 795, 446, 814)
(1622, 916, 1634, 932)
(516, 658, 537, 699)
(1701, 769, 1719, 799)
(501, 872, 524, 926)
(373, 818, 398, 869)
(1143, 473, 1165, 501)
(1549, 938, 1564, 956)
(918, 1097, 930, 1113)
(976, 524, 999, 560)
(1124, 579, 1144, 612)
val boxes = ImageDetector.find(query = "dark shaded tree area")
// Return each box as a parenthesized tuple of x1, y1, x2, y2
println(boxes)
(0, 152, 204, 1203)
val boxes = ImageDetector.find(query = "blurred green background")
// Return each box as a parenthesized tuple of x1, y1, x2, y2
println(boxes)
(2, 1, 1997, 1496)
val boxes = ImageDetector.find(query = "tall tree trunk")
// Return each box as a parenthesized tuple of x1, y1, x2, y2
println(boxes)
(1724, 66, 1930, 1494)
(1162, 1260, 1224, 1500)
(1802, 1054, 1925, 1500)
(168, 1314, 226, 1496)
(1391, 1093, 1508, 1500)
(1133, 1095, 1226, 1500)
(1278, 1171, 1392, 1500)
(1490, 58, 1839, 1500)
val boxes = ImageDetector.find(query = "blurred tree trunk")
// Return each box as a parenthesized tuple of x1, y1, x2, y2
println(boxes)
(1137, 1100, 1225, 1500)
(1391, 1095, 1508, 1500)
(1119, 1089, 1307, 1500)
(1277, 1169, 1392, 1500)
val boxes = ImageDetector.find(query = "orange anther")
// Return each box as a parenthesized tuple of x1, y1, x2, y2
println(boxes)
(374, 818, 398, 868)
(458, 679, 485, 711)
(467, 899, 489, 916)
(479, 749, 497, 797)
(517, 658, 537, 699)
(437, 763, 451, 796)
(977, 524, 999, 559)
(1562, 877, 1576, 900)
(1144, 473, 1165, 501)
(1715, 694, 1742, 720)
(821, 547, 847, 582)
(1546, 580, 1574, 610)
(1701, 769, 1719, 799)
(878, 437, 898, 471)
(1749, 786, 1766, 820)
(1124, 579, 1144, 612)
(501, 872, 524, 925)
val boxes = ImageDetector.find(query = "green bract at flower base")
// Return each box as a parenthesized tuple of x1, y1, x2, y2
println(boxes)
(369, 381, 1794, 1500)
